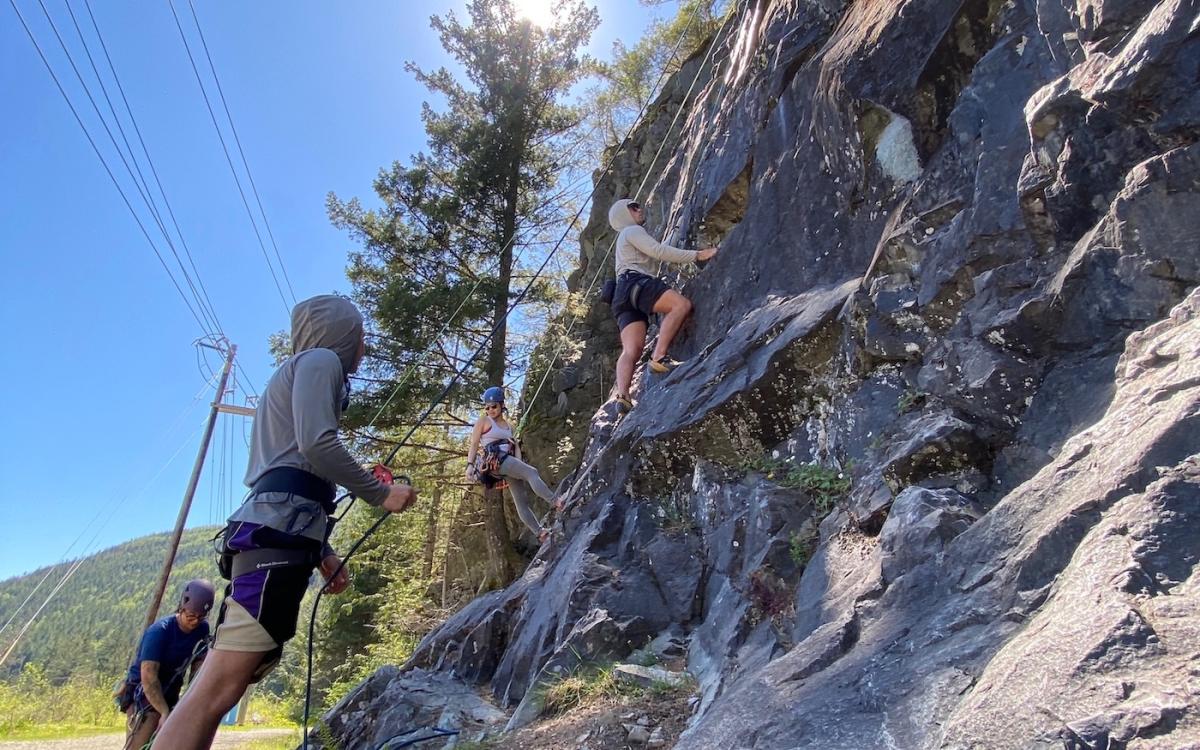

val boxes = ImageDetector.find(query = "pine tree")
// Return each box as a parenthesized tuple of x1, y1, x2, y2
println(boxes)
(329, 0, 598, 588)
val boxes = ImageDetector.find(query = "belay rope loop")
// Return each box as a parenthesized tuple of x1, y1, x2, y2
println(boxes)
(299, 4, 742, 747)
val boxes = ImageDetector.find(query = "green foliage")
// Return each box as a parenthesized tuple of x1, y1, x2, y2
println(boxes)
(653, 494, 697, 535)
(331, 0, 598, 431)
(0, 664, 123, 737)
(586, 0, 727, 147)
(539, 663, 643, 716)
(630, 649, 659, 667)
(788, 528, 818, 569)
(314, 721, 341, 750)
(0, 526, 222, 683)
(741, 456, 851, 513)
(897, 388, 926, 414)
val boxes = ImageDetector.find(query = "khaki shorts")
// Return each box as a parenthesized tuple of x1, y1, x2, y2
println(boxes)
(212, 563, 313, 681)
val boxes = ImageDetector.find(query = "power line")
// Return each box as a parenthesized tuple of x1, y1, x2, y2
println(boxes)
(167, 0, 294, 317)
(0, 415, 208, 668)
(187, 0, 296, 305)
(73, 0, 227, 335)
(8, 0, 215, 337)
(32, 0, 224, 338)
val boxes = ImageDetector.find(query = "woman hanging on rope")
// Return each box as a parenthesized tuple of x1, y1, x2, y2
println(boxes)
(465, 386, 562, 543)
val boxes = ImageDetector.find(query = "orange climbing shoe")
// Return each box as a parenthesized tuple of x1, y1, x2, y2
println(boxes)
(614, 395, 633, 414)
(649, 356, 683, 374)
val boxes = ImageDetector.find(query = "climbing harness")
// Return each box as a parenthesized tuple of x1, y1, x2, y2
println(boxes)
(474, 440, 514, 491)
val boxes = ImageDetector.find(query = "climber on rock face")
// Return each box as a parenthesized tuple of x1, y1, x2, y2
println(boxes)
(607, 198, 718, 412)
(466, 386, 562, 543)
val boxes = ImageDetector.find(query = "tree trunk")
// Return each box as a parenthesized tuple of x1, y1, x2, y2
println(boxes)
(421, 460, 445, 580)
(478, 102, 529, 590)
(479, 486, 520, 591)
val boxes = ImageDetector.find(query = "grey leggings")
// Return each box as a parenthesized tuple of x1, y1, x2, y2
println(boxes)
(498, 456, 555, 534)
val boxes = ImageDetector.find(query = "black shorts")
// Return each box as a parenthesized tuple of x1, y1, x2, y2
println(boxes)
(612, 271, 671, 330)
(212, 523, 319, 682)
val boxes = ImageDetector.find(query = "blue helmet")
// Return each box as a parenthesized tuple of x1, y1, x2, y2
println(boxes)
(482, 386, 504, 405)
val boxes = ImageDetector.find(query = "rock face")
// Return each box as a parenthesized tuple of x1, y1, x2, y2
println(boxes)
(322, 1, 1200, 747)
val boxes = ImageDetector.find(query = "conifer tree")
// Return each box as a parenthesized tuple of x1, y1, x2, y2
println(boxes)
(329, 0, 599, 587)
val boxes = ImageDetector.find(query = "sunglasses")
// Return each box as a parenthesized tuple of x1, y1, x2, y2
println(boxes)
(628, 202, 641, 211)
(485, 402, 502, 409)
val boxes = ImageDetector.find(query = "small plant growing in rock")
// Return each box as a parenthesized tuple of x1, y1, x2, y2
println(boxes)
(314, 721, 342, 750)
(631, 650, 659, 667)
(656, 495, 696, 535)
(790, 464, 850, 513)
(789, 528, 818, 568)
(747, 568, 792, 622)
(897, 388, 926, 413)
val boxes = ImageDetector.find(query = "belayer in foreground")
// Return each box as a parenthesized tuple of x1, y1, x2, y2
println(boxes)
(606, 198, 718, 412)
(152, 295, 417, 750)
(465, 386, 561, 542)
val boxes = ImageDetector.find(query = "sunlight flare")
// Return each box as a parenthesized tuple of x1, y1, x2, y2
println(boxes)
(511, 0, 557, 28)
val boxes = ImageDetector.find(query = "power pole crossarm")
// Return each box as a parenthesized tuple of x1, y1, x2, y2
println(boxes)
(216, 403, 256, 417)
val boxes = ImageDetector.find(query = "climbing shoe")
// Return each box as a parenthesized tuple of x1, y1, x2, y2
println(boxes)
(538, 528, 551, 545)
(615, 395, 633, 414)
(649, 356, 683, 374)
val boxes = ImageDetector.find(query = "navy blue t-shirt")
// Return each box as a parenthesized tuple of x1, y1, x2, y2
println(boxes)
(126, 615, 209, 707)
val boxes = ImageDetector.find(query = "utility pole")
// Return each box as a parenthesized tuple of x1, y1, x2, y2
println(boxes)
(140, 341, 238, 632)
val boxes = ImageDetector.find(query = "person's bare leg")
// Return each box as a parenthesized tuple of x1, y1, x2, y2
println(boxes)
(125, 707, 159, 750)
(616, 321, 647, 398)
(150, 649, 263, 750)
(651, 290, 692, 361)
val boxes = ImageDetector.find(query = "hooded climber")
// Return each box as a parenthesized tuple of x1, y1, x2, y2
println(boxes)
(152, 295, 417, 750)
(607, 198, 718, 412)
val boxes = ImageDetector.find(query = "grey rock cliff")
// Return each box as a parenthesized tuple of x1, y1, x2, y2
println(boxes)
(320, 1, 1200, 747)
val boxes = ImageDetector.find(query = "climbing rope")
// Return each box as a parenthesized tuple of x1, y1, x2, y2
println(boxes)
(518, 3, 742, 435)
(375, 727, 460, 749)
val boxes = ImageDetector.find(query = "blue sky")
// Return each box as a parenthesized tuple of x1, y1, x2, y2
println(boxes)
(0, 0, 673, 582)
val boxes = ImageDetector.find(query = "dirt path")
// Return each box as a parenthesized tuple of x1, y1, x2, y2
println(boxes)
(0, 727, 298, 750)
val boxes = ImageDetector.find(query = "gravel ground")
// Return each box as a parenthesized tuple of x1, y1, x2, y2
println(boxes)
(0, 727, 297, 750)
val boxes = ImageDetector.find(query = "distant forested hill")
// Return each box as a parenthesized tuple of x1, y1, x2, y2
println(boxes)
(0, 526, 222, 682)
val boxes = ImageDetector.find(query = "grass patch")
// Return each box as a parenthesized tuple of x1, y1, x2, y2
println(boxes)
(654, 494, 697, 535)
(235, 730, 303, 750)
(539, 664, 644, 716)
(0, 724, 124, 741)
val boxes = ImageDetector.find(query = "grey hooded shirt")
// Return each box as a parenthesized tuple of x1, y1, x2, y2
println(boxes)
(229, 295, 389, 545)
(608, 198, 699, 277)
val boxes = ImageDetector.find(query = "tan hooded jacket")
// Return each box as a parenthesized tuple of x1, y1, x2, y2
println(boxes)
(608, 199, 699, 276)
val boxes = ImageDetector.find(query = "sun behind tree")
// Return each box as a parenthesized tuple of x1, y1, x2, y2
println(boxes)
(511, 0, 559, 28)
